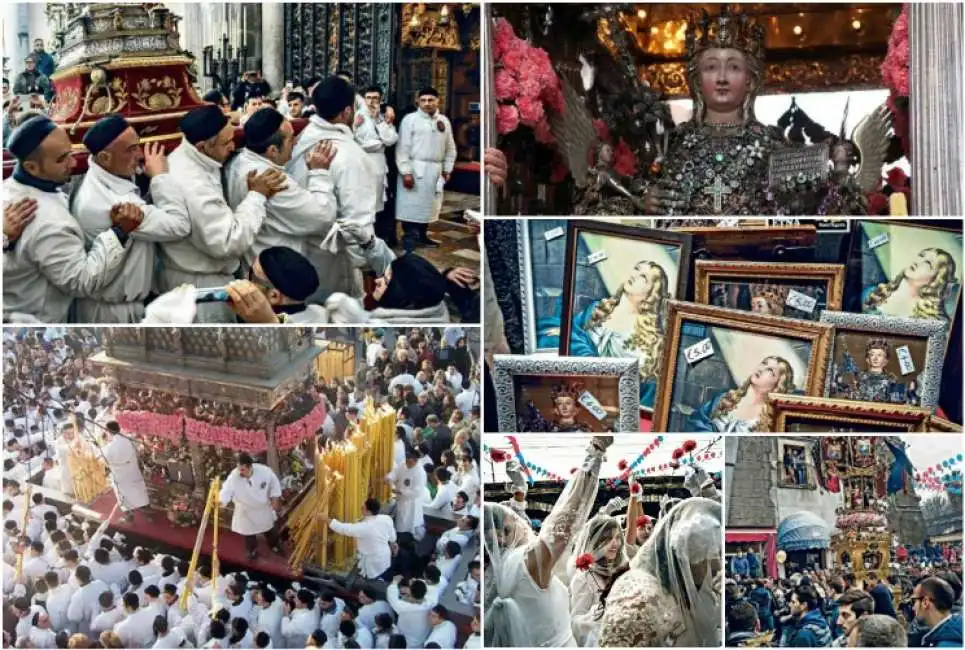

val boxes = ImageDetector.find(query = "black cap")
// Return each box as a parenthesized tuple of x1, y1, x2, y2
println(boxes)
(6, 115, 57, 160)
(179, 105, 229, 144)
(377, 254, 447, 310)
(311, 76, 355, 121)
(82, 115, 130, 155)
(243, 108, 285, 148)
(259, 246, 320, 302)
(418, 87, 440, 98)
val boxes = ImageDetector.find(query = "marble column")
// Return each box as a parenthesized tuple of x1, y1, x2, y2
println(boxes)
(261, 2, 284, 90)
(910, 3, 965, 216)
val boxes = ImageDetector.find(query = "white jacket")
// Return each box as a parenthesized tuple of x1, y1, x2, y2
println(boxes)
(354, 109, 399, 211)
(329, 513, 396, 579)
(2, 177, 126, 322)
(157, 139, 267, 320)
(70, 161, 191, 322)
(224, 148, 337, 265)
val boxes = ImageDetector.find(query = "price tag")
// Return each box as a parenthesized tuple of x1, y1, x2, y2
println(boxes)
(896, 345, 915, 375)
(684, 337, 714, 364)
(587, 250, 608, 265)
(544, 226, 565, 241)
(786, 289, 818, 314)
(868, 232, 890, 249)
(578, 391, 608, 421)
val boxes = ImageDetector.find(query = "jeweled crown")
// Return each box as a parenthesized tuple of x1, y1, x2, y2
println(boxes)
(551, 381, 584, 402)
(685, 5, 766, 64)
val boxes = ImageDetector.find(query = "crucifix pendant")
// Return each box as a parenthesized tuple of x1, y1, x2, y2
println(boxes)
(702, 175, 733, 213)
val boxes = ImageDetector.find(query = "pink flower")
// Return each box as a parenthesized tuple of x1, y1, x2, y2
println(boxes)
(517, 96, 545, 127)
(518, 74, 542, 101)
(500, 46, 525, 76)
(492, 18, 517, 60)
(533, 120, 555, 144)
(496, 104, 520, 135)
(494, 69, 518, 102)
(542, 86, 565, 115)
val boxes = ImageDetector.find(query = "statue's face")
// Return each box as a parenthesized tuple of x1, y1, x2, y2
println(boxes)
(554, 395, 578, 419)
(750, 296, 773, 314)
(867, 348, 888, 372)
(750, 357, 783, 392)
(697, 48, 752, 115)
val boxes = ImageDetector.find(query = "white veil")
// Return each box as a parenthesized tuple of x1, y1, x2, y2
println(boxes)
(483, 502, 538, 648)
(630, 496, 723, 647)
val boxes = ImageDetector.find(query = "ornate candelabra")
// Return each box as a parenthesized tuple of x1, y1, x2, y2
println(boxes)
(202, 33, 249, 98)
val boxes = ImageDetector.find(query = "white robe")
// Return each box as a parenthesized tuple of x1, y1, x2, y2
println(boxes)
(2, 177, 126, 323)
(157, 139, 268, 322)
(394, 110, 456, 224)
(70, 160, 192, 323)
(219, 463, 281, 535)
(254, 599, 284, 645)
(358, 600, 393, 634)
(328, 513, 396, 579)
(103, 434, 150, 510)
(354, 110, 399, 211)
(281, 607, 318, 648)
(67, 578, 110, 637)
(224, 148, 337, 267)
(427, 480, 459, 516)
(288, 115, 396, 300)
(385, 584, 432, 648)
(425, 620, 458, 649)
(152, 628, 187, 649)
(115, 606, 160, 648)
(389, 463, 426, 535)
(27, 627, 58, 649)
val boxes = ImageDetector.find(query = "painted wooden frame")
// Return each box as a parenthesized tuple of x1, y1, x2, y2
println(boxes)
(767, 394, 931, 433)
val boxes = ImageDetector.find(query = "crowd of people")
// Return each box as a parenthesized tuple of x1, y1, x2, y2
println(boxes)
(484, 440, 724, 647)
(3, 47, 479, 326)
(725, 554, 964, 647)
(1, 326, 483, 648)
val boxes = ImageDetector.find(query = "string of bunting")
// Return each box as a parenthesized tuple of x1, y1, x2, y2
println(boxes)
(915, 454, 963, 493)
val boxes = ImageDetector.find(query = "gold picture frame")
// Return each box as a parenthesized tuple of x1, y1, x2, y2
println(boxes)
(768, 394, 932, 433)
(652, 301, 834, 432)
(925, 415, 963, 433)
(693, 260, 846, 320)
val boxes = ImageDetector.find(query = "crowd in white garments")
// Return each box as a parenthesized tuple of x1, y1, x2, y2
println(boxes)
(2, 327, 482, 648)
(3, 68, 478, 326)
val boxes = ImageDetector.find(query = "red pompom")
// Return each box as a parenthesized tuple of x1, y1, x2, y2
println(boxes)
(575, 553, 595, 571)
(672, 448, 684, 460)
(489, 448, 510, 463)
(636, 515, 652, 528)
(682, 440, 697, 452)
(630, 482, 641, 495)
(617, 459, 628, 471)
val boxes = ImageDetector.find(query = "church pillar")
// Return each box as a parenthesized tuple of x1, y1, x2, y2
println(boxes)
(261, 2, 284, 90)
(909, 3, 965, 216)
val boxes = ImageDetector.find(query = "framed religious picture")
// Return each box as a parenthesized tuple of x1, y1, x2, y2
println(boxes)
(492, 355, 640, 433)
(666, 224, 817, 259)
(855, 221, 963, 325)
(652, 301, 833, 433)
(767, 395, 931, 433)
(926, 415, 963, 432)
(777, 439, 816, 489)
(517, 219, 570, 355)
(558, 221, 692, 412)
(694, 261, 846, 321)
(819, 311, 948, 410)
(519, 218, 657, 354)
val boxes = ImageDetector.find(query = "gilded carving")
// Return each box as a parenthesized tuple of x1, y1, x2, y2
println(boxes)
(50, 86, 81, 121)
(402, 5, 462, 51)
(133, 76, 183, 111)
(644, 54, 886, 98)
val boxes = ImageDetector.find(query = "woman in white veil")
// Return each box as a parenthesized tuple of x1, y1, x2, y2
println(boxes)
(598, 496, 723, 647)
(483, 436, 613, 647)
(567, 514, 628, 646)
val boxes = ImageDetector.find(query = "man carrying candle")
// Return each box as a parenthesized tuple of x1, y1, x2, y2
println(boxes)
(219, 453, 283, 560)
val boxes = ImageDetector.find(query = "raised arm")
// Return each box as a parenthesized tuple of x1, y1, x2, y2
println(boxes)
(523, 436, 612, 588)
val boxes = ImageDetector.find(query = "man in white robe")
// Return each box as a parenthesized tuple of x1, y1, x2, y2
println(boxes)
(386, 576, 432, 648)
(156, 105, 287, 322)
(287, 76, 395, 302)
(67, 565, 109, 637)
(101, 421, 151, 523)
(387, 450, 426, 539)
(225, 107, 338, 268)
(219, 453, 283, 560)
(425, 605, 458, 648)
(394, 87, 456, 252)
(2, 116, 140, 323)
(354, 85, 399, 245)
(327, 496, 396, 580)
(114, 591, 158, 648)
(71, 114, 192, 323)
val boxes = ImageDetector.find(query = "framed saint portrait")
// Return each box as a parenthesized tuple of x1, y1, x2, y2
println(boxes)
(694, 261, 846, 321)
(492, 355, 640, 433)
(558, 221, 692, 412)
(767, 395, 931, 433)
(855, 221, 963, 325)
(520, 218, 656, 354)
(652, 301, 833, 433)
(819, 311, 948, 410)
(777, 439, 815, 489)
